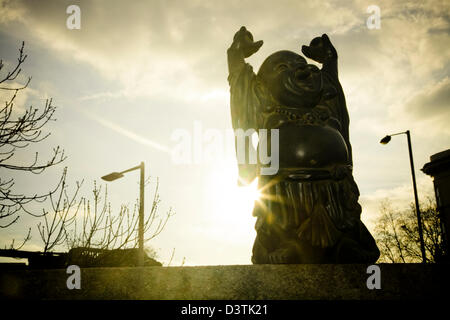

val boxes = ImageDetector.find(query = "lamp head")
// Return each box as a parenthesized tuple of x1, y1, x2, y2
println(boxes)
(101, 172, 124, 181)
(380, 135, 391, 145)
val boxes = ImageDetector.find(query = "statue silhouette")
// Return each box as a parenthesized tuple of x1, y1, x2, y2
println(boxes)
(227, 27, 380, 263)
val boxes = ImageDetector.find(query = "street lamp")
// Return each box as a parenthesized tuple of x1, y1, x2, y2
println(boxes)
(380, 130, 427, 263)
(101, 162, 145, 267)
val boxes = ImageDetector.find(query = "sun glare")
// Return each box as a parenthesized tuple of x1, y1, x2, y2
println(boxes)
(205, 164, 260, 237)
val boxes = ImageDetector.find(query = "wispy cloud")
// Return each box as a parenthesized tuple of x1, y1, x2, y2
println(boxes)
(81, 109, 171, 153)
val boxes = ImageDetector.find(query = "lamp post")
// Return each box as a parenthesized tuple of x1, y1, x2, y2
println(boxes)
(101, 162, 145, 267)
(380, 130, 427, 263)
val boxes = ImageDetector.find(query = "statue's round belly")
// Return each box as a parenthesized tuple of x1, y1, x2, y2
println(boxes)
(270, 124, 349, 169)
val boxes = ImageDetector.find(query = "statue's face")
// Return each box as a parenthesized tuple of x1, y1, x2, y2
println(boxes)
(258, 51, 323, 108)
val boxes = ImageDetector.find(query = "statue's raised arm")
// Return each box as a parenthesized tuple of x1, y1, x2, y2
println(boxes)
(227, 27, 266, 185)
(302, 34, 352, 165)
(227, 26, 263, 74)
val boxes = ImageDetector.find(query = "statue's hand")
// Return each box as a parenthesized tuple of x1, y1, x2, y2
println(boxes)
(301, 34, 337, 64)
(229, 26, 263, 58)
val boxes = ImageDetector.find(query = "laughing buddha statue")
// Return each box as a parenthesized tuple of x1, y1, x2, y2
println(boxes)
(227, 27, 380, 264)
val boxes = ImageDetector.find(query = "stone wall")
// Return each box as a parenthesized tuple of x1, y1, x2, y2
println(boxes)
(0, 264, 447, 300)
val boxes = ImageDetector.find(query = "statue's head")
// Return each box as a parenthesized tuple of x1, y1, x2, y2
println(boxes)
(257, 50, 323, 108)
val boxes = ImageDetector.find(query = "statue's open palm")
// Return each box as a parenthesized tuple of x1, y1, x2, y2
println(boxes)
(230, 26, 264, 58)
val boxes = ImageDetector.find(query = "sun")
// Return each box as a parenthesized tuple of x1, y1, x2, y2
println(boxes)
(206, 163, 261, 228)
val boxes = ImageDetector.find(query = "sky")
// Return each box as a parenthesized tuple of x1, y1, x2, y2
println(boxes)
(0, 0, 449, 266)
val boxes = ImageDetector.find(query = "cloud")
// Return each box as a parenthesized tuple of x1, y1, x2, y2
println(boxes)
(406, 77, 450, 119)
(0, 0, 26, 24)
(2, 0, 448, 191)
(1, 0, 447, 107)
(1, 0, 449, 263)
(360, 175, 435, 229)
(383, 76, 450, 139)
(0, 81, 43, 115)
(0, 0, 397, 101)
(81, 109, 171, 153)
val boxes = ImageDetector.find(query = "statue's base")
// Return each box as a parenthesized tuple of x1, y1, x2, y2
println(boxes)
(0, 264, 447, 300)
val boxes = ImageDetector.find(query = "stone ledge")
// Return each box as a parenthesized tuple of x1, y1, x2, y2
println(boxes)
(0, 264, 447, 300)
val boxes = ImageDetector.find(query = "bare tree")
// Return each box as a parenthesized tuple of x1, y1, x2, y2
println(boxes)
(400, 198, 445, 263)
(37, 168, 83, 252)
(374, 198, 446, 263)
(4, 227, 31, 250)
(0, 42, 65, 228)
(64, 177, 174, 252)
(36, 175, 174, 258)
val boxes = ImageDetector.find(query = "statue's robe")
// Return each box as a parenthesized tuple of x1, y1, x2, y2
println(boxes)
(228, 49, 379, 263)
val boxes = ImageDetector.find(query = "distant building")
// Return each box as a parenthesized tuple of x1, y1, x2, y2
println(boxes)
(422, 149, 450, 261)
